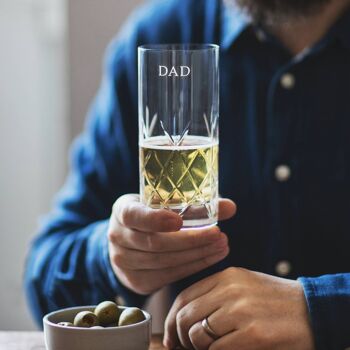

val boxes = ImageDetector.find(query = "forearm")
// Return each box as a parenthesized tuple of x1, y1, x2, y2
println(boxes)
(24, 220, 147, 327)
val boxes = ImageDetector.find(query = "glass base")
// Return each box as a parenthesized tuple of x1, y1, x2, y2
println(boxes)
(181, 219, 218, 230)
(141, 197, 218, 230)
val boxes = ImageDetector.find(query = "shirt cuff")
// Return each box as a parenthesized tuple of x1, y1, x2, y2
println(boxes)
(298, 274, 350, 350)
(89, 220, 148, 307)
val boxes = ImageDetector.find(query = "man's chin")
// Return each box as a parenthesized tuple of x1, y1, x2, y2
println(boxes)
(230, 0, 331, 24)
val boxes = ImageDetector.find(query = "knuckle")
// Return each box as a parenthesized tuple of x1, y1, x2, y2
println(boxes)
(247, 323, 265, 342)
(222, 266, 237, 277)
(226, 266, 236, 274)
(120, 205, 133, 226)
(234, 299, 250, 320)
(111, 247, 130, 269)
(107, 229, 117, 244)
(112, 256, 121, 268)
(176, 308, 190, 330)
(175, 290, 188, 308)
(108, 227, 125, 247)
(227, 283, 243, 297)
(128, 230, 144, 249)
(112, 253, 124, 268)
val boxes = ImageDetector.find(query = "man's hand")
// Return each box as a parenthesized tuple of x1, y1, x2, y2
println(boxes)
(164, 267, 315, 350)
(107, 194, 236, 295)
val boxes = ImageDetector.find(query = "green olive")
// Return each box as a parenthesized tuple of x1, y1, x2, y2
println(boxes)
(73, 311, 98, 328)
(118, 307, 145, 326)
(94, 301, 121, 326)
(57, 322, 73, 327)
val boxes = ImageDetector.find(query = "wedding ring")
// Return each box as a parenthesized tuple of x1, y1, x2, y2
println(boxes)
(201, 317, 219, 340)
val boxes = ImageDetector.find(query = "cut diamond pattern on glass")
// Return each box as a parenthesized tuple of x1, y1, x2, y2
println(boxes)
(141, 143, 218, 220)
(141, 107, 158, 139)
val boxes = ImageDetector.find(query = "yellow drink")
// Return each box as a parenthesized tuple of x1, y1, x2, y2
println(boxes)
(139, 136, 218, 228)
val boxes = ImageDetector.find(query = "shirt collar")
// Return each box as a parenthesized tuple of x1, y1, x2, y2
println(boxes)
(220, 1, 250, 50)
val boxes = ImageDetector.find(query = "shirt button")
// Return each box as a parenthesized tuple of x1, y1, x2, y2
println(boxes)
(276, 260, 292, 277)
(275, 165, 291, 182)
(280, 73, 295, 89)
(255, 29, 266, 42)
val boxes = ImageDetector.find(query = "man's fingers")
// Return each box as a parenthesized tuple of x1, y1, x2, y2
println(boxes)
(206, 308, 238, 337)
(113, 194, 235, 232)
(177, 302, 240, 349)
(158, 247, 228, 291)
(188, 321, 215, 350)
(166, 300, 238, 350)
(218, 198, 237, 221)
(113, 194, 182, 232)
(111, 225, 225, 252)
(166, 273, 220, 330)
(112, 236, 228, 270)
(175, 294, 220, 349)
(116, 247, 229, 300)
(163, 255, 228, 349)
(209, 330, 248, 350)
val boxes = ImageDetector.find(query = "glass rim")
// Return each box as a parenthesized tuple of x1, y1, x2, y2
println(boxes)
(138, 43, 219, 52)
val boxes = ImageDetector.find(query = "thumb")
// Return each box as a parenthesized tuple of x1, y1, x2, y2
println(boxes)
(218, 198, 237, 221)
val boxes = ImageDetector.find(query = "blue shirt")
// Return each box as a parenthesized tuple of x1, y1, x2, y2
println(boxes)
(25, 0, 350, 348)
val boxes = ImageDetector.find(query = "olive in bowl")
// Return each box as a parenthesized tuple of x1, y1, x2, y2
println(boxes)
(43, 305, 151, 350)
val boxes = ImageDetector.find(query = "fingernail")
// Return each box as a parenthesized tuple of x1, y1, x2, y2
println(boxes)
(169, 218, 182, 229)
(160, 218, 180, 232)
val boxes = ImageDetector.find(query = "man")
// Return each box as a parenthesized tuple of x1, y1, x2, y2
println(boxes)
(25, 0, 350, 349)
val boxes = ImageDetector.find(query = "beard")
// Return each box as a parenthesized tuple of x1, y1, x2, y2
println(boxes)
(229, 0, 332, 24)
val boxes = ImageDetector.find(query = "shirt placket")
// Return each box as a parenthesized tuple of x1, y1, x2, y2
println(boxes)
(263, 58, 302, 278)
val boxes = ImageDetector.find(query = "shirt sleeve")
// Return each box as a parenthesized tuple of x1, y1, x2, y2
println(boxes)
(24, 26, 147, 327)
(23, 0, 212, 327)
(298, 274, 350, 350)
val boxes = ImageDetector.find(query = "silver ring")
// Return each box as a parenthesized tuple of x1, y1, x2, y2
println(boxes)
(201, 317, 219, 339)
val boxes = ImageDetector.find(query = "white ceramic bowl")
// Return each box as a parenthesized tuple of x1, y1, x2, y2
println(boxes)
(43, 306, 151, 350)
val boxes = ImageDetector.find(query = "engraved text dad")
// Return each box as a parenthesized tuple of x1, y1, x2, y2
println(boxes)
(159, 65, 191, 77)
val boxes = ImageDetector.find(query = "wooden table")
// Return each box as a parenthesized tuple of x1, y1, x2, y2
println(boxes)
(0, 332, 166, 350)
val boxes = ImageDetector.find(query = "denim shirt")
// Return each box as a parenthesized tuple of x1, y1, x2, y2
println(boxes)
(25, 0, 350, 348)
